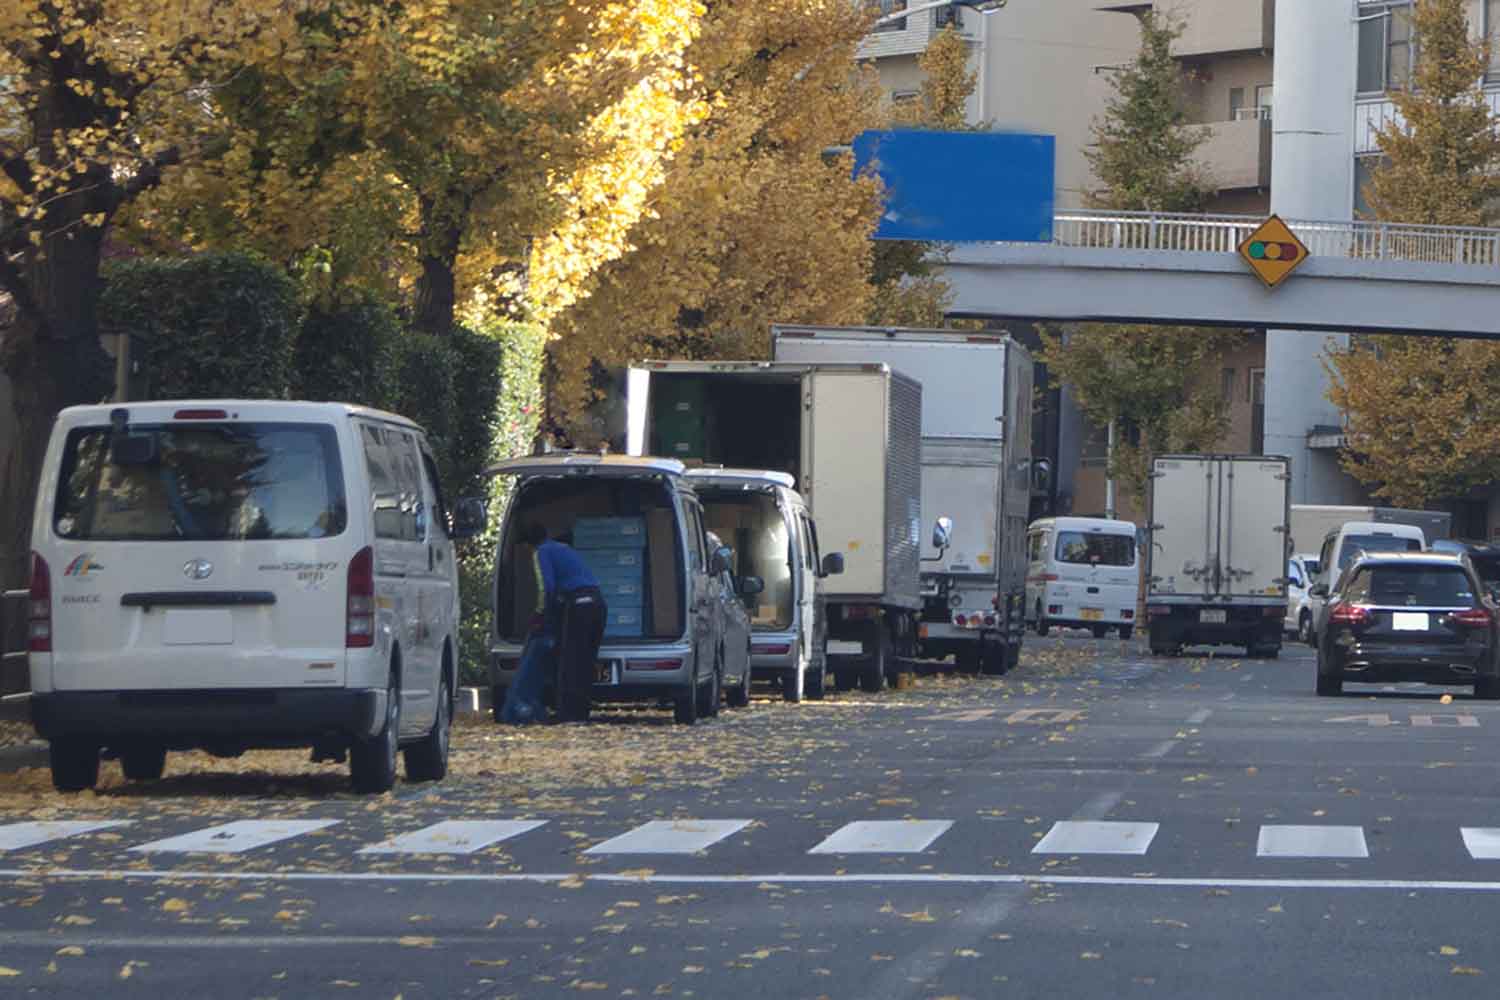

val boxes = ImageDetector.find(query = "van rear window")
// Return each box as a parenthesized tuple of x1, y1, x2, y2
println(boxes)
(1339, 534, 1422, 568)
(1055, 531, 1135, 567)
(54, 423, 346, 541)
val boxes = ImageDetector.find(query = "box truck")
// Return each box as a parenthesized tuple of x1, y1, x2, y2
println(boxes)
(1288, 505, 1451, 555)
(626, 361, 924, 692)
(1145, 454, 1290, 657)
(772, 325, 1033, 674)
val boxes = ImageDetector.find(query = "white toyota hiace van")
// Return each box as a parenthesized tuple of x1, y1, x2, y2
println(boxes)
(1025, 516, 1141, 639)
(28, 401, 484, 793)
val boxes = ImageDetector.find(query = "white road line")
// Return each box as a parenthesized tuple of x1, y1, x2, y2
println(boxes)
(1186, 708, 1213, 725)
(808, 820, 954, 854)
(20, 868, 1500, 892)
(1073, 791, 1124, 821)
(1460, 828, 1500, 860)
(1033, 821, 1159, 856)
(584, 819, 750, 855)
(0, 821, 131, 852)
(1257, 825, 1369, 859)
(358, 820, 546, 855)
(0, 932, 509, 949)
(1141, 739, 1179, 759)
(130, 820, 339, 855)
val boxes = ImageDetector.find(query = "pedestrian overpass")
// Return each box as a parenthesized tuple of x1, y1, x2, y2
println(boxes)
(940, 210, 1500, 336)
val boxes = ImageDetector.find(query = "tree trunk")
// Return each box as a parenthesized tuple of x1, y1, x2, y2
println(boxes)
(412, 195, 466, 336)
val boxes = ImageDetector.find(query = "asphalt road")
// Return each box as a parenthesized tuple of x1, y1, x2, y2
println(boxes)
(6, 636, 1500, 998)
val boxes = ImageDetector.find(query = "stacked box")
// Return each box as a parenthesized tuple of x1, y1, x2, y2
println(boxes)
(574, 516, 648, 638)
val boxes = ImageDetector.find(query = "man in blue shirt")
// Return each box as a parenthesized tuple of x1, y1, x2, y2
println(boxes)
(524, 523, 605, 722)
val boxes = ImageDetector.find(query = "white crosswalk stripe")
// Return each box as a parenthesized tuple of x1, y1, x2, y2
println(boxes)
(1257, 825, 1369, 859)
(359, 820, 546, 855)
(808, 820, 953, 855)
(1033, 821, 1159, 856)
(0, 821, 132, 852)
(584, 820, 751, 855)
(1460, 828, 1500, 860)
(131, 820, 340, 855)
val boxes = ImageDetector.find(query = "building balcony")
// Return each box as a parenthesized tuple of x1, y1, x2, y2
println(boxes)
(858, 3, 982, 61)
(1191, 114, 1272, 191)
(1097, 0, 1274, 57)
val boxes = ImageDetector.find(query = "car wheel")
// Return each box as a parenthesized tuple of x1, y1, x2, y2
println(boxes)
(698, 650, 722, 718)
(727, 642, 752, 708)
(860, 624, 889, 693)
(404, 676, 451, 782)
(807, 639, 828, 700)
(1300, 612, 1316, 647)
(50, 739, 100, 793)
(121, 743, 166, 782)
(352, 673, 400, 794)
(674, 660, 700, 725)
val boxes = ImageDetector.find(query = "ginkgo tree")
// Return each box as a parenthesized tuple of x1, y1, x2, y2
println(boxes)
(0, 0, 317, 588)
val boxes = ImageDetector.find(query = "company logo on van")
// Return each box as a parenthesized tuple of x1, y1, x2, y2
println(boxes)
(183, 559, 214, 581)
(63, 554, 104, 578)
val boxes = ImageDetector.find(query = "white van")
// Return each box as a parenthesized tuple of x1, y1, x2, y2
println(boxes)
(686, 468, 843, 702)
(1025, 517, 1140, 639)
(1307, 521, 1426, 643)
(27, 401, 485, 793)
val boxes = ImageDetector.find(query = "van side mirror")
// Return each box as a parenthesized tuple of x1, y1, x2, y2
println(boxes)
(932, 516, 954, 551)
(821, 553, 845, 577)
(739, 575, 764, 597)
(451, 497, 488, 539)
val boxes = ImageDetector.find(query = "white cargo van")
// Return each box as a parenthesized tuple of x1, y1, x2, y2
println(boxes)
(1306, 521, 1426, 644)
(28, 401, 484, 793)
(1025, 517, 1140, 639)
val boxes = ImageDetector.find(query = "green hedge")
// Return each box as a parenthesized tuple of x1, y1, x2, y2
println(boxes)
(291, 294, 401, 407)
(101, 253, 299, 399)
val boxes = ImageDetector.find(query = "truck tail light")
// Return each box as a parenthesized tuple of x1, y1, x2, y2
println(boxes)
(346, 546, 375, 648)
(1146, 605, 1170, 618)
(27, 553, 51, 653)
(1328, 604, 1371, 627)
(983, 613, 997, 627)
(843, 605, 878, 622)
(1121, 610, 1135, 620)
(1451, 607, 1493, 628)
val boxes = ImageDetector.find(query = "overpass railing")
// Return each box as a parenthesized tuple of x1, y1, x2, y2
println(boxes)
(1050, 210, 1500, 267)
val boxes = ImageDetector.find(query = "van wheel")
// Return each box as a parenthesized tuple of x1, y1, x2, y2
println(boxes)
(783, 661, 804, 703)
(490, 685, 507, 724)
(1299, 612, 1314, 646)
(49, 740, 99, 793)
(1120, 626, 1134, 641)
(405, 677, 451, 782)
(352, 676, 400, 793)
(727, 642, 752, 708)
(121, 744, 166, 782)
(807, 640, 828, 701)
(698, 650, 722, 718)
(860, 624, 889, 693)
(674, 660, 700, 725)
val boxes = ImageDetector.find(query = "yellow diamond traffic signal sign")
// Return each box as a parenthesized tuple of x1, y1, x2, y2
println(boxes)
(1237, 215, 1310, 289)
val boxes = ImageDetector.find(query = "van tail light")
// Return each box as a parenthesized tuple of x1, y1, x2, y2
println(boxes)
(346, 546, 375, 648)
(1451, 607, 1494, 628)
(1328, 604, 1372, 627)
(27, 553, 51, 653)
(753, 643, 791, 656)
(627, 659, 683, 672)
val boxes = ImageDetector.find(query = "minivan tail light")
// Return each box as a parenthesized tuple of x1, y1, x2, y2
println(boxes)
(1451, 607, 1493, 628)
(1329, 604, 1372, 627)
(346, 546, 375, 648)
(27, 553, 51, 653)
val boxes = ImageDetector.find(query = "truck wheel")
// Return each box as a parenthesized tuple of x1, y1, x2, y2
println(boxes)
(957, 647, 982, 674)
(121, 744, 166, 782)
(50, 740, 100, 793)
(1091, 625, 1108, 639)
(1005, 641, 1022, 673)
(1036, 620, 1050, 637)
(1476, 677, 1500, 701)
(980, 640, 1008, 676)
(490, 685, 507, 724)
(404, 676, 451, 782)
(860, 624, 889, 693)
(1316, 672, 1342, 696)
(351, 675, 400, 794)
(1120, 626, 1134, 641)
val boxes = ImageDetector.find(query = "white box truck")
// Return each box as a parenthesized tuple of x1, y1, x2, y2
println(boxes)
(772, 325, 1033, 675)
(626, 361, 925, 692)
(1145, 454, 1290, 657)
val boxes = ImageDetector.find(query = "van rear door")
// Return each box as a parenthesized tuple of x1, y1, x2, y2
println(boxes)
(47, 415, 355, 691)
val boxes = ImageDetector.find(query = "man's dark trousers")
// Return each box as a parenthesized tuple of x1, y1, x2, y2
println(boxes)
(556, 586, 606, 722)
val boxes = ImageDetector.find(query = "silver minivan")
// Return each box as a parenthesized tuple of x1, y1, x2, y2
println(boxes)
(486, 455, 735, 725)
(687, 469, 842, 701)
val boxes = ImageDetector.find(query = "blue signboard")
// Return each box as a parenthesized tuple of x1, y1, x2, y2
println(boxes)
(852, 129, 1055, 243)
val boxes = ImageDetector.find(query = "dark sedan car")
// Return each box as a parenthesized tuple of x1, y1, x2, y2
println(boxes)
(1315, 552, 1500, 698)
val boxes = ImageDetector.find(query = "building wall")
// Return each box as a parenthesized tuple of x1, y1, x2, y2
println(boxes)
(1181, 51, 1274, 125)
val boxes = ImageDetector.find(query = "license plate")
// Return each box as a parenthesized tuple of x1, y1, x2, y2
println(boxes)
(1081, 608, 1103, 621)
(1200, 609, 1227, 624)
(1392, 612, 1430, 632)
(594, 661, 621, 685)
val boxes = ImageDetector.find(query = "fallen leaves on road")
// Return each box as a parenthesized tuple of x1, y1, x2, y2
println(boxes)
(398, 936, 435, 948)
(1441, 946, 1460, 956)
(0, 967, 19, 977)
(467, 959, 509, 968)
(161, 898, 191, 913)
(1452, 966, 1483, 976)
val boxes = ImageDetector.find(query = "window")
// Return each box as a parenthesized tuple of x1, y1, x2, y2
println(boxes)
(1255, 84, 1273, 120)
(1055, 531, 1135, 567)
(1354, 155, 1381, 217)
(1343, 564, 1474, 607)
(1488, 0, 1500, 80)
(1220, 367, 1236, 402)
(684, 504, 706, 570)
(1358, 3, 1414, 95)
(1228, 88, 1245, 121)
(55, 422, 346, 542)
(934, 2, 962, 29)
(420, 452, 450, 538)
(1287, 561, 1302, 588)
(1339, 533, 1423, 570)
(870, 0, 907, 32)
(1250, 368, 1266, 455)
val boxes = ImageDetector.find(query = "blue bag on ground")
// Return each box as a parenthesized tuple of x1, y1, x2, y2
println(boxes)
(501, 633, 555, 725)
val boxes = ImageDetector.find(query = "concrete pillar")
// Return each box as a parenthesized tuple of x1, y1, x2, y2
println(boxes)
(1266, 0, 1359, 503)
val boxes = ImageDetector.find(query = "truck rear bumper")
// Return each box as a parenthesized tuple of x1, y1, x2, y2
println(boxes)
(1147, 604, 1281, 651)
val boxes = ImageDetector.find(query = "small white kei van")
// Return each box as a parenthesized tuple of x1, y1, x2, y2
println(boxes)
(1025, 516, 1141, 638)
(27, 401, 485, 793)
